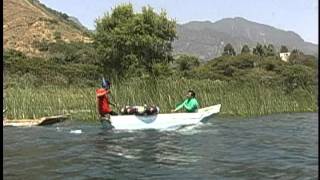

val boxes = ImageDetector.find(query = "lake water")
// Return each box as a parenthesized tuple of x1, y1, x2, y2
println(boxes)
(4, 113, 318, 179)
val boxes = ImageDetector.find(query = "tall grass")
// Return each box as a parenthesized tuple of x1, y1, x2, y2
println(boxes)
(4, 79, 317, 120)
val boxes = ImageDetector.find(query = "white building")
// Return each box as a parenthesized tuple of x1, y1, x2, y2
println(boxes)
(279, 52, 291, 62)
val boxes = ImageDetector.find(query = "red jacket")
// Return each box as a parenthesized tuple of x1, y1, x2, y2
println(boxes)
(96, 88, 112, 115)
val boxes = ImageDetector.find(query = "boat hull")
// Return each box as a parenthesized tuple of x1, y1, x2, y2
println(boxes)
(108, 104, 221, 130)
(3, 115, 69, 127)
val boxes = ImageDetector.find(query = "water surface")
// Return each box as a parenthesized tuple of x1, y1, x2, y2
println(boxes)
(4, 113, 318, 179)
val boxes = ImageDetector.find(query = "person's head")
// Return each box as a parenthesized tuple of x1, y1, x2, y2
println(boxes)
(102, 78, 111, 90)
(187, 90, 195, 98)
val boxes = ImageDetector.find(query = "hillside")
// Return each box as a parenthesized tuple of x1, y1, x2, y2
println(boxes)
(3, 0, 92, 56)
(4, 1, 317, 60)
(173, 17, 318, 60)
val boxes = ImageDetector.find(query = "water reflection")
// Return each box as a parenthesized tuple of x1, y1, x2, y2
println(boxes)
(94, 129, 200, 167)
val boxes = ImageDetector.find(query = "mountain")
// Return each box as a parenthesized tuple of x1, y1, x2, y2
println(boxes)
(67, 16, 89, 30)
(173, 17, 318, 60)
(4, 1, 317, 60)
(3, 0, 92, 56)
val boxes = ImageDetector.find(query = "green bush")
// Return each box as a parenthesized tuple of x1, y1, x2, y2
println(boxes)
(4, 46, 103, 87)
(258, 56, 286, 72)
(279, 65, 316, 92)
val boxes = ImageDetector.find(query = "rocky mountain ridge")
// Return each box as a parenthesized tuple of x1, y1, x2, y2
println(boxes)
(173, 17, 317, 59)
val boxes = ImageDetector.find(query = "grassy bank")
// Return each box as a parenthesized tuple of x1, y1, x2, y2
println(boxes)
(4, 79, 317, 120)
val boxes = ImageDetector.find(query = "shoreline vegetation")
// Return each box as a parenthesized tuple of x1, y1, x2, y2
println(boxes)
(3, 4, 318, 120)
(4, 79, 317, 120)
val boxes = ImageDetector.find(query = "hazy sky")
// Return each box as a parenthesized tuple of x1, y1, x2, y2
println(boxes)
(39, 0, 318, 44)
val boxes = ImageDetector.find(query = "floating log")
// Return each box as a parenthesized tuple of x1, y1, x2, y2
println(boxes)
(3, 115, 69, 127)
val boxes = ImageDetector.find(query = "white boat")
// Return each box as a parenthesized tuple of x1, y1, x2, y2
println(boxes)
(104, 104, 221, 130)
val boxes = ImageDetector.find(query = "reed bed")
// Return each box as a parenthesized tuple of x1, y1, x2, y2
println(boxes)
(4, 79, 317, 120)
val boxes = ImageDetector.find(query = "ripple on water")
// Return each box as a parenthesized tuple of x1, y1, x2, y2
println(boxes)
(3, 113, 318, 179)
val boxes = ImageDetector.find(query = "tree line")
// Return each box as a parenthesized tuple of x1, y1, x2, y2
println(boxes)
(223, 42, 298, 57)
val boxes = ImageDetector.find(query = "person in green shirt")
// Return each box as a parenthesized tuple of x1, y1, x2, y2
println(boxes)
(172, 90, 199, 112)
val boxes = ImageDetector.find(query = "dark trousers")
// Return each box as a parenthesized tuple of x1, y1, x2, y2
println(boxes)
(109, 111, 118, 115)
(100, 111, 118, 117)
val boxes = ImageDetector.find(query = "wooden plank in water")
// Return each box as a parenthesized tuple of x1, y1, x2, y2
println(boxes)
(3, 115, 69, 127)
(38, 115, 69, 125)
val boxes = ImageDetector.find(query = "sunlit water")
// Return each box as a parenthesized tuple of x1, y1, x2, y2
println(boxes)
(4, 113, 318, 179)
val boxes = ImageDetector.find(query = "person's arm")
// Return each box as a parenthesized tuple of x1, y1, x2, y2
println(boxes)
(107, 95, 117, 107)
(109, 101, 116, 106)
(172, 99, 186, 112)
(106, 93, 120, 113)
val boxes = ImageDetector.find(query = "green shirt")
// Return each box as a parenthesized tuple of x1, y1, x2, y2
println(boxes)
(175, 98, 199, 112)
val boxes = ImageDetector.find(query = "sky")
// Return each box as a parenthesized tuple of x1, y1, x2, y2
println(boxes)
(39, 0, 318, 44)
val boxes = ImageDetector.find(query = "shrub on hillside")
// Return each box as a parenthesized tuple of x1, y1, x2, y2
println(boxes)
(258, 56, 286, 72)
(279, 64, 316, 92)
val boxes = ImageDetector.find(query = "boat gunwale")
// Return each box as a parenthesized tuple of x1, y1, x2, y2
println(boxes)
(110, 104, 221, 119)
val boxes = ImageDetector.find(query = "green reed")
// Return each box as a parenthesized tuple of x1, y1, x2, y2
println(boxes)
(4, 79, 317, 120)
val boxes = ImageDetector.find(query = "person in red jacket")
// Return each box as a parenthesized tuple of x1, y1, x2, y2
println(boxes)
(96, 78, 118, 119)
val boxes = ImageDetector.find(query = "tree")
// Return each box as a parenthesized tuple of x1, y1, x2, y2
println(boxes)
(280, 45, 289, 53)
(288, 49, 303, 62)
(94, 4, 177, 77)
(241, 45, 250, 54)
(266, 44, 276, 56)
(222, 43, 236, 56)
(288, 49, 316, 67)
(280, 64, 316, 92)
(253, 43, 264, 56)
(175, 54, 200, 71)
